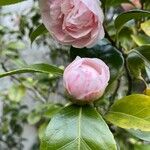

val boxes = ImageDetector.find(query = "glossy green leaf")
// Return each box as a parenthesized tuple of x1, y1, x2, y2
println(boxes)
(105, 94, 150, 131)
(128, 129, 150, 141)
(115, 10, 150, 33)
(141, 20, 150, 36)
(40, 105, 117, 150)
(30, 24, 48, 43)
(0, 0, 24, 6)
(0, 63, 63, 78)
(70, 39, 124, 84)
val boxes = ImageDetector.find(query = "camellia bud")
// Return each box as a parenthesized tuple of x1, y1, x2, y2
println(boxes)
(63, 57, 110, 104)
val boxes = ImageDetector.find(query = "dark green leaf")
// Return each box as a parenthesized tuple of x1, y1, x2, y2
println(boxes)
(40, 105, 117, 150)
(70, 39, 124, 84)
(126, 46, 150, 93)
(115, 10, 150, 33)
(105, 94, 150, 131)
(0, 0, 24, 6)
(118, 26, 134, 51)
(30, 24, 48, 43)
(127, 45, 150, 78)
(0, 63, 63, 78)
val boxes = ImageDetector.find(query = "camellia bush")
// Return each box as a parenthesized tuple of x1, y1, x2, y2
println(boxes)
(0, 0, 150, 150)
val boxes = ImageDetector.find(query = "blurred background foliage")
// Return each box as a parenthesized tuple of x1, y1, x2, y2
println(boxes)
(0, 0, 150, 150)
(0, 1, 68, 149)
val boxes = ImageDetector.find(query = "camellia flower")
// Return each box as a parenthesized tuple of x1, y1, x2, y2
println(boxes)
(39, 0, 104, 48)
(121, 0, 141, 11)
(63, 57, 110, 103)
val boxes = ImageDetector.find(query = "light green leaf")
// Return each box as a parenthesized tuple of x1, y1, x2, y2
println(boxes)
(27, 111, 41, 125)
(131, 34, 150, 46)
(115, 10, 150, 33)
(7, 41, 26, 50)
(8, 84, 26, 102)
(30, 24, 48, 43)
(105, 94, 150, 131)
(141, 20, 150, 36)
(0, 63, 63, 78)
(0, 0, 24, 6)
(40, 105, 117, 150)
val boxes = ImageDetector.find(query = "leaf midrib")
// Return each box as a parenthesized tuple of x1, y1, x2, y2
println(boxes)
(78, 107, 82, 150)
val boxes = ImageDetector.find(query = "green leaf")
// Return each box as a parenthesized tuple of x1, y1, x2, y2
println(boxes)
(131, 34, 150, 46)
(128, 129, 150, 141)
(141, 20, 150, 36)
(30, 24, 48, 43)
(40, 105, 117, 150)
(70, 39, 124, 84)
(105, 94, 150, 131)
(8, 84, 26, 102)
(115, 10, 150, 33)
(0, 63, 63, 78)
(0, 0, 24, 6)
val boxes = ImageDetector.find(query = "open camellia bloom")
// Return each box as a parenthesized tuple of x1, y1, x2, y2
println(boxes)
(63, 57, 110, 103)
(39, 0, 104, 48)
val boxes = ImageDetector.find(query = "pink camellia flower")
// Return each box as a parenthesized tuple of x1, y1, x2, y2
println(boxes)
(63, 57, 110, 103)
(121, 0, 141, 11)
(39, 0, 104, 48)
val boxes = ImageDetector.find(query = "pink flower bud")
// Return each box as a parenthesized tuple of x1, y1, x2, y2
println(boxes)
(63, 57, 110, 103)
(39, 0, 104, 48)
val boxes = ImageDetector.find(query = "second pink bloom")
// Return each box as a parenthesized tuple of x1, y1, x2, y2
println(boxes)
(39, 0, 104, 48)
